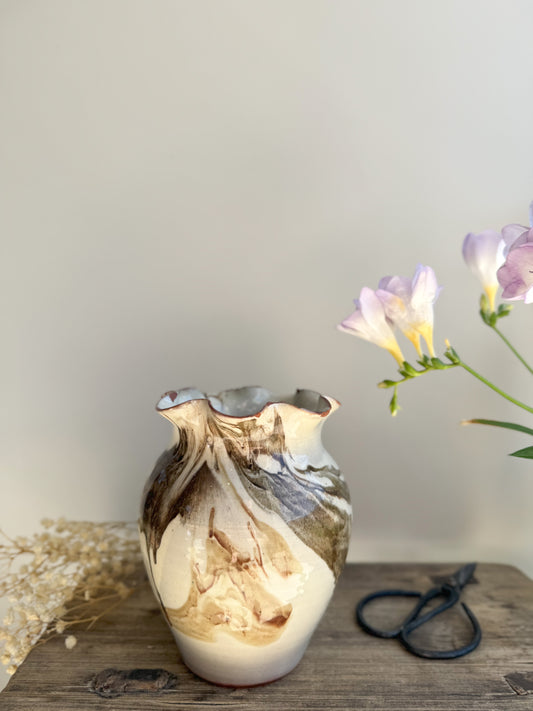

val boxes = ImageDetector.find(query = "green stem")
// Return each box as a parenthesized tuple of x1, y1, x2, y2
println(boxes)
(491, 324, 533, 375)
(456, 358, 533, 414)
(378, 358, 459, 389)
(379, 348, 533, 417)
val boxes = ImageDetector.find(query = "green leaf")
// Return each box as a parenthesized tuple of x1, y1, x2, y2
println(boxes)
(430, 357, 446, 370)
(389, 388, 399, 417)
(378, 379, 397, 389)
(400, 362, 419, 377)
(497, 304, 513, 319)
(479, 310, 490, 326)
(463, 418, 533, 437)
(444, 346, 460, 365)
(510, 446, 533, 459)
(479, 293, 490, 317)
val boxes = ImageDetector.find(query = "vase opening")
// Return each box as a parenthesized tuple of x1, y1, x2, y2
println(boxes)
(156, 386, 336, 418)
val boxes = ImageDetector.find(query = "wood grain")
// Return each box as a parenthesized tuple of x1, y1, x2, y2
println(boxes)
(2, 563, 532, 710)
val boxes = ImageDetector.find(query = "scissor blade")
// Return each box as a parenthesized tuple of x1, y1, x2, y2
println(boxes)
(448, 562, 477, 590)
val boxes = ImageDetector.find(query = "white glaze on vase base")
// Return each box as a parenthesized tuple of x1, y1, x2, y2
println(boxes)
(140, 490, 336, 685)
(172, 626, 316, 687)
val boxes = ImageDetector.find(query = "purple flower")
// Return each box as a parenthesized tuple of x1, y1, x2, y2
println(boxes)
(376, 265, 441, 357)
(501, 223, 529, 254)
(462, 230, 505, 311)
(497, 226, 533, 303)
(338, 287, 406, 365)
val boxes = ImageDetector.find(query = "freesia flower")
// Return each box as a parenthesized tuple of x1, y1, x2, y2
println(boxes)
(376, 265, 441, 357)
(338, 202, 533, 460)
(338, 287, 406, 365)
(497, 227, 533, 303)
(462, 230, 505, 312)
(501, 223, 529, 254)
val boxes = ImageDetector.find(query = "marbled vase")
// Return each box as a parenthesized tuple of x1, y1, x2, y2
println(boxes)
(139, 386, 352, 686)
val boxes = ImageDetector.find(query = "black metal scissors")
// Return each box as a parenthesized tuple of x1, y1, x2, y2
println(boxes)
(355, 563, 482, 659)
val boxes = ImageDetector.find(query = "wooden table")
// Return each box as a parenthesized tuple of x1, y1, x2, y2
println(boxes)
(2, 563, 532, 710)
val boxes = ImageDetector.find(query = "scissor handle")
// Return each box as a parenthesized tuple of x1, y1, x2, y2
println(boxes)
(356, 585, 482, 659)
(400, 601, 482, 659)
(355, 589, 422, 638)
(400, 583, 459, 632)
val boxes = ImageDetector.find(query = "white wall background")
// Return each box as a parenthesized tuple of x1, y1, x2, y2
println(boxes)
(2, 0, 533, 684)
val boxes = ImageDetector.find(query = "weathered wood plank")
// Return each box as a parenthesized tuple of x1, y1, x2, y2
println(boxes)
(2, 563, 532, 710)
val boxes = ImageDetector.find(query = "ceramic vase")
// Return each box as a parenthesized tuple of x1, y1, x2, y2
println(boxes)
(139, 386, 352, 686)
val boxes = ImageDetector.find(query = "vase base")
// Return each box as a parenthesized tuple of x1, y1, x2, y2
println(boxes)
(175, 632, 308, 687)
(183, 657, 302, 687)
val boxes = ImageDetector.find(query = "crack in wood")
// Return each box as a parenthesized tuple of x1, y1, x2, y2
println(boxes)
(88, 668, 178, 698)
(504, 672, 533, 695)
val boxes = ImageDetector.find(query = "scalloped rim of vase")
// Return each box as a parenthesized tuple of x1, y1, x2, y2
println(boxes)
(156, 385, 339, 420)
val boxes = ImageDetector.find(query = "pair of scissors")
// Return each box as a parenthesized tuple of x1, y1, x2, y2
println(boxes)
(355, 563, 482, 659)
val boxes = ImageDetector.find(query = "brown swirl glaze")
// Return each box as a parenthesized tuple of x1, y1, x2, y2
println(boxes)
(219, 415, 351, 581)
(140, 407, 351, 581)
(165, 507, 300, 644)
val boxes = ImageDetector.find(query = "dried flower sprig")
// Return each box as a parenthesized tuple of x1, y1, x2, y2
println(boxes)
(0, 518, 143, 675)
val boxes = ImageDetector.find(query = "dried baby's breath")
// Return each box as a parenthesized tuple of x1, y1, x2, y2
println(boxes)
(64, 635, 77, 650)
(0, 519, 143, 674)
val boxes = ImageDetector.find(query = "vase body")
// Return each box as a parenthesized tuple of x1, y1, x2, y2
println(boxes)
(139, 386, 352, 686)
